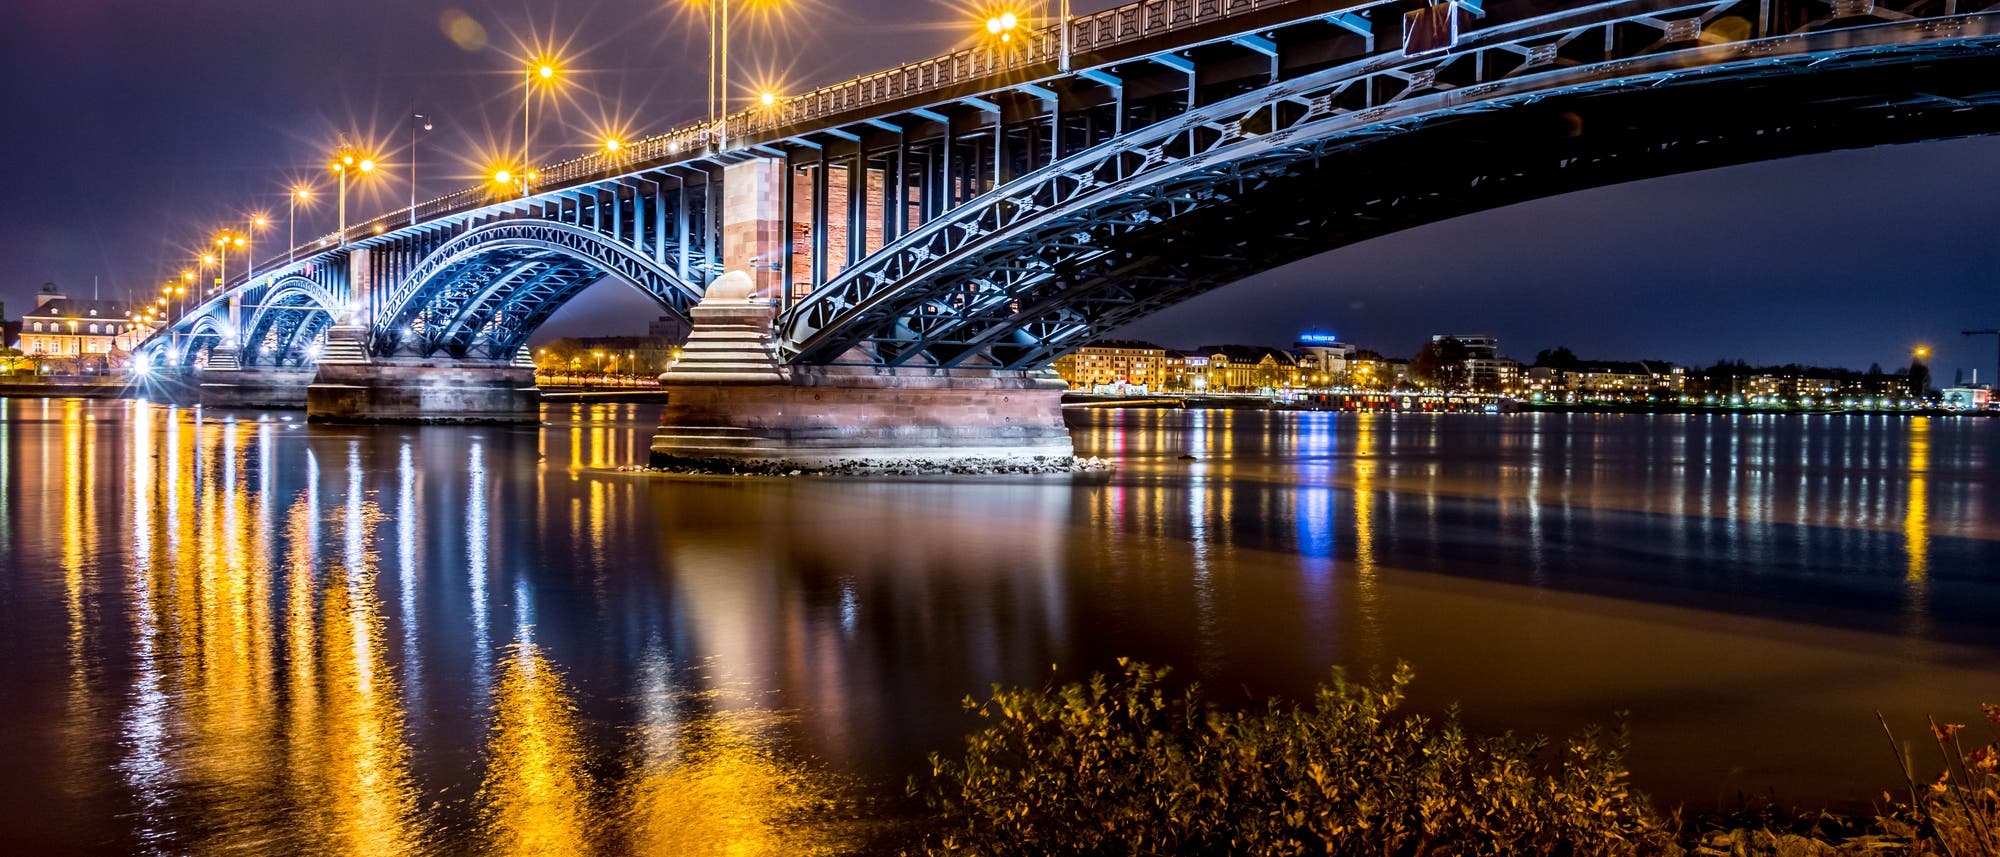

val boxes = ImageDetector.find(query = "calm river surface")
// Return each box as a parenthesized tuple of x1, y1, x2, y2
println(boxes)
(3, 399, 1997, 854)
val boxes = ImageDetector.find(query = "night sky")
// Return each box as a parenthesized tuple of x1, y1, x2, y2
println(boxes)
(4, 0, 1997, 378)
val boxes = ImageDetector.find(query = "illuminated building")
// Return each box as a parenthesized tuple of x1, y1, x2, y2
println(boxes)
(18, 283, 148, 373)
(1293, 332, 1354, 386)
(1051, 340, 1168, 390)
(1193, 345, 1298, 392)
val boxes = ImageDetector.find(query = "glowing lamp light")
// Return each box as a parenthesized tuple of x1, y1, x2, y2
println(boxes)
(604, 138, 621, 152)
(539, 64, 555, 79)
(493, 169, 513, 184)
(761, 91, 777, 106)
(358, 159, 375, 173)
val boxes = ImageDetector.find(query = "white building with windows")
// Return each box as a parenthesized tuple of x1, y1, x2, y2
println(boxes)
(19, 284, 148, 372)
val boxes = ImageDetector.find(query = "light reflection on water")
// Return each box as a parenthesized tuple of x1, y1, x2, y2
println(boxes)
(0, 400, 1996, 853)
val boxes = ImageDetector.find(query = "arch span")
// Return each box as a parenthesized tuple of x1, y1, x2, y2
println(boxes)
(779, 5, 2000, 369)
(374, 220, 703, 360)
(240, 276, 341, 368)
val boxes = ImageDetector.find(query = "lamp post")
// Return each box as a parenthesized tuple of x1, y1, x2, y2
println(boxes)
(331, 150, 376, 246)
(215, 233, 243, 294)
(1058, 0, 1071, 71)
(410, 113, 432, 226)
(192, 256, 212, 316)
(289, 187, 311, 262)
(525, 61, 556, 195)
(244, 216, 268, 286)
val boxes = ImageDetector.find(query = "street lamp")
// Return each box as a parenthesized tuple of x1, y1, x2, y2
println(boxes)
(701, 0, 786, 150)
(524, 59, 559, 195)
(330, 149, 376, 246)
(1056, 0, 1071, 71)
(493, 167, 536, 198)
(244, 215, 268, 285)
(986, 11, 1019, 42)
(289, 186, 312, 262)
(214, 232, 245, 294)
(410, 113, 433, 226)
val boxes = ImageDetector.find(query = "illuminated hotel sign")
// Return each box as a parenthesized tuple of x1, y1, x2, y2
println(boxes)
(1297, 332, 1342, 345)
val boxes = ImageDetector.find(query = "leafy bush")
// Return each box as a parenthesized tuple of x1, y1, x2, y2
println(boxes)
(910, 660, 1677, 856)
(1866, 707, 2000, 857)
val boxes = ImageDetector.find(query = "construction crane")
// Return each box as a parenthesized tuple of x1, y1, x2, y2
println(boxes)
(1966, 328, 2000, 387)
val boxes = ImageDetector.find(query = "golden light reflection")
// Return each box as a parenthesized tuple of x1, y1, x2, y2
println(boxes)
(626, 703, 856, 856)
(60, 399, 96, 800)
(312, 562, 422, 854)
(1903, 416, 1930, 581)
(478, 642, 593, 856)
(1351, 414, 1383, 664)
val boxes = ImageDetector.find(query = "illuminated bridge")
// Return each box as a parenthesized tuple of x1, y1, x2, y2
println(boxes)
(139, 0, 2000, 464)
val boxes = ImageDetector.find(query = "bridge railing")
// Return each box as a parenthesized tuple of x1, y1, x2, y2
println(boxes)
(1072, 0, 1303, 51)
(243, 0, 1318, 277)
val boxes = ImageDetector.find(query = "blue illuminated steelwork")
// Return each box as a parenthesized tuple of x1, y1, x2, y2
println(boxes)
(140, 0, 2000, 375)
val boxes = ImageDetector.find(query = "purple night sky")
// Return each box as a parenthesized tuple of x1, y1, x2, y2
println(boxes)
(4, 0, 1997, 377)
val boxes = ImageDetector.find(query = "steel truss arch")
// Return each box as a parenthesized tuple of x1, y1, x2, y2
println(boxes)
(238, 275, 343, 368)
(374, 220, 704, 357)
(779, 0, 2000, 368)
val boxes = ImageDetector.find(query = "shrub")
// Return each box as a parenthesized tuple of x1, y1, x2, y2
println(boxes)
(911, 660, 1677, 856)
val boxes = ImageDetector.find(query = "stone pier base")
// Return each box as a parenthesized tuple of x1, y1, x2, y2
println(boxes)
(306, 361, 540, 424)
(651, 366, 1075, 471)
(197, 368, 318, 409)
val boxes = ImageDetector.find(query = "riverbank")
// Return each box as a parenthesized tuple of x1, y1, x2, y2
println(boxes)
(0, 379, 130, 399)
(1522, 400, 1993, 417)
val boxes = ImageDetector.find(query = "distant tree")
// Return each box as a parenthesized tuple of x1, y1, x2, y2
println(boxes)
(1867, 362, 1886, 377)
(1532, 346, 1580, 369)
(1411, 338, 1471, 390)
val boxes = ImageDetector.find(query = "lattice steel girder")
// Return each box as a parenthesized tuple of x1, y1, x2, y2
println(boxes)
(237, 276, 343, 365)
(374, 219, 703, 354)
(779, 0, 2000, 368)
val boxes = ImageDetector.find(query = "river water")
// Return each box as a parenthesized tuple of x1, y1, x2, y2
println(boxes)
(2, 399, 1996, 854)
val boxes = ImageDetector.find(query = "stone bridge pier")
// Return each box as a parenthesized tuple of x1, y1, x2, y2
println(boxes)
(649, 272, 1074, 470)
(300, 246, 541, 423)
(306, 358, 539, 423)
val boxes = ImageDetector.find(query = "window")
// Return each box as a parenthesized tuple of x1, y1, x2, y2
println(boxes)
(31, 322, 42, 332)
(88, 323, 99, 334)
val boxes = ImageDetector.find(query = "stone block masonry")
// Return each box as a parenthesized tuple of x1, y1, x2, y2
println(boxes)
(652, 365, 1076, 470)
(307, 361, 539, 424)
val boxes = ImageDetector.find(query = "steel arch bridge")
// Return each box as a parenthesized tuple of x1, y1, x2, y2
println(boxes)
(141, 0, 2000, 374)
